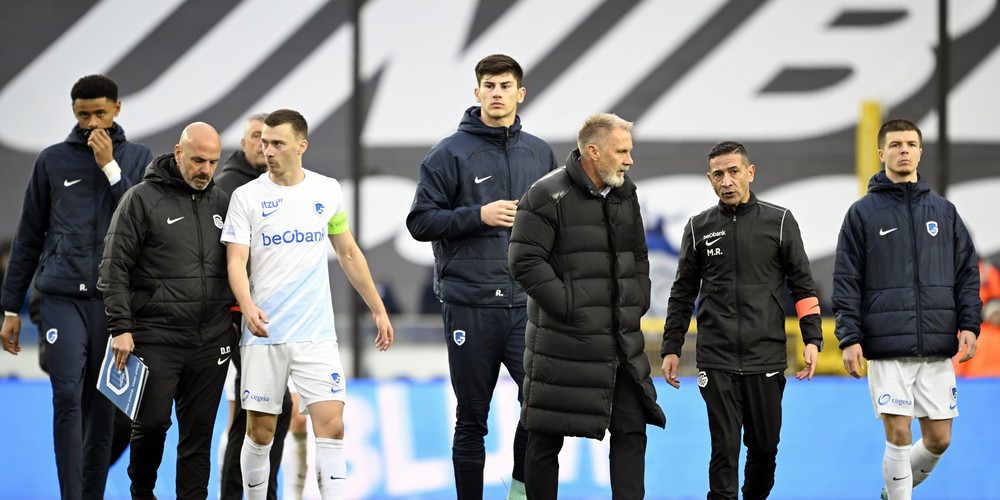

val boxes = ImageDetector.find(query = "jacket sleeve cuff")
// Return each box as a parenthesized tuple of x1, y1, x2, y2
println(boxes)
(102, 160, 122, 185)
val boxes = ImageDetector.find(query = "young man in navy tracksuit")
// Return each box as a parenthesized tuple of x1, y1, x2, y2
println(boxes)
(407, 54, 558, 500)
(1, 74, 152, 499)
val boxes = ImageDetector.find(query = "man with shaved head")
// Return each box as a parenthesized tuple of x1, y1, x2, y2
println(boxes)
(98, 122, 236, 498)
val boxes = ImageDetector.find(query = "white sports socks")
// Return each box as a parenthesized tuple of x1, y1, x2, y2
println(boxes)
(241, 437, 273, 500)
(910, 438, 943, 489)
(883, 441, 912, 500)
(315, 437, 347, 500)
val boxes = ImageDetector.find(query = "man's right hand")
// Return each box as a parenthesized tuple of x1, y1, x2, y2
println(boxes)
(86, 128, 114, 167)
(661, 354, 681, 389)
(842, 343, 866, 379)
(242, 303, 270, 338)
(1, 315, 21, 355)
(480, 199, 518, 227)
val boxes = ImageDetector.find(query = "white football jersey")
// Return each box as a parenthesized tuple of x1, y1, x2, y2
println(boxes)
(221, 169, 349, 345)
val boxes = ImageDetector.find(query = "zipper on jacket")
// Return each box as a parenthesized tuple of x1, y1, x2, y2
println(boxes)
(732, 210, 744, 373)
(193, 194, 206, 347)
(906, 184, 923, 354)
(504, 126, 515, 308)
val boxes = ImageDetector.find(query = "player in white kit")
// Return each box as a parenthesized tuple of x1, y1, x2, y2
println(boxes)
(221, 109, 393, 500)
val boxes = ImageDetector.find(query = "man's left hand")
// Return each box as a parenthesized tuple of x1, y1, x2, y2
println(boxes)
(796, 343, 818, 381)
(957, 330, 978, 363)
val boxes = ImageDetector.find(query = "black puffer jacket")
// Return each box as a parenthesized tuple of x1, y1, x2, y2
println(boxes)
(98, 154, 234, 346)
(832, 171, 981, 359)
(509, 149, 665, 439)
(661, 193, 823, 373)
(407, 106, 558, 307)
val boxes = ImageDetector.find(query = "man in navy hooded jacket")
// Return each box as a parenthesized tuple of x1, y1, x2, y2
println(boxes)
(406, 54, 557, 499)
(833, 118, 980, 500)
(1, 74, 152, 499)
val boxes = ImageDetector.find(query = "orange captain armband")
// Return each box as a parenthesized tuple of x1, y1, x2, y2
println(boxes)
(794, 297, 820, 319)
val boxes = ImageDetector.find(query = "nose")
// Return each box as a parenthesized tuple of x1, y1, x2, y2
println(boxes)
(624, 152, 633, 166)
(87, 117, 101, 129)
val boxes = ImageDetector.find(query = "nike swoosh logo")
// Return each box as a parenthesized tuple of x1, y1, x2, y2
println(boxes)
(330, 476, 346, 480)
(474, 175, 492, 184)
(248, 480, 266, 488)
(879, 228, 898, 236)
(167, 217, 184, 224)
(64, 179, 82, 187)
(705, 237, 722, 246)
(765, 371, 780, 377)
(217, 356, 231, 365)
(331, 388, 344, 393)
(892, 475, 910, 481)
(262, 209, 278, 217)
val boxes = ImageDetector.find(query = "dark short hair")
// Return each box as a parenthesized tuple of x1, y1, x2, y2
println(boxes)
(70, 75, 118, 102)
(708, 141, 750, 164)
(265, 109, 308, 140)
(474, 54, 523, 87)
(877, 118, 922, 149)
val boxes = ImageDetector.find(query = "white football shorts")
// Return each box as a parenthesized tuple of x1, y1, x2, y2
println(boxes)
(867, 357, 958, 420)
(240, 339, 346, 415)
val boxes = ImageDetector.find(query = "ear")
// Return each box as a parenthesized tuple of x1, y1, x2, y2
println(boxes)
(877, 148, 885, 163)
(517, 86, 526, 104)
(173, 144, 182, 163)
(298, 139, 309, 155)
(746, 164, 756, 182)
(587, 142, 600, 160)
(474, 87, 481, 103)
(113, 99, 121, 118)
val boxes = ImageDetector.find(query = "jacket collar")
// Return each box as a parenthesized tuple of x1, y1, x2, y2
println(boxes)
(867, 170, 931, 196)
(565, 149, 636, 200)
(65, 121, 127, 147)
(457, 106, 522, 144)
(716, 192, 758, 215)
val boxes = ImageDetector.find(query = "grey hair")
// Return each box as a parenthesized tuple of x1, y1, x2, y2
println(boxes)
(577, 113, 633, 152)
(243, 113, 268, 135)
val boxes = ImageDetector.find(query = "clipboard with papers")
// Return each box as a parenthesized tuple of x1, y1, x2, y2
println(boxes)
(96, 336, 149, 420)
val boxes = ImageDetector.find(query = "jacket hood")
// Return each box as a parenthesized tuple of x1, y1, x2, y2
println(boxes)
(457, 106, 522, 143)
(65, 121, 127, 147)
(143, 153, 214, 194)
(867, 170, 931, 195)
(564, 148, 637, 199)
(220, 150, 266, 176)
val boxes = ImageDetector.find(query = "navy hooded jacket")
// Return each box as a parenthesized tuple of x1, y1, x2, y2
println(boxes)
(2, 123, 152, 311)
(832, 171, 981, 359)
(406, 106, 557, 307)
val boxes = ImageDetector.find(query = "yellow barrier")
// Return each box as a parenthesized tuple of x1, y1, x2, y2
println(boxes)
(641, 316, 853, 376)
(856, 101, 883, 196)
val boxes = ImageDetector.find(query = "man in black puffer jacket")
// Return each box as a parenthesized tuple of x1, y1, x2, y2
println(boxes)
(833, 119, 980, 500)
(98, 122, 236, 499)
(660, 141, 824, 500)
(510, 113, 665, 499)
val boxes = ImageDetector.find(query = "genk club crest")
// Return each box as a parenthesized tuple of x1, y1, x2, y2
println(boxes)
(314, 202, 325, 216)
(453, 329, 466, 346)
(330, 372, 344, 393)
(926, 221, 939, 236)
